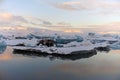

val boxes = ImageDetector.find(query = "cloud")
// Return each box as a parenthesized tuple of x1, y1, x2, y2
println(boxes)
(57, 22, 71, 26)
(50, 0, 99, 10)
(24, 16, 73, 29)
(0, 0, 3, 3)
(50, 0, 120, 15)
(0, 13, 74, 32)
(42, 22, 74, 31)
(24, 17, 83, 33)
(0, 13, 28, 23)
(2, 12, 120, 34)
(0, 13, 12, 19)
(0, 13, 29, 31)
(52, 1, 81, 11)
(78, 22, 120, 34)
(1, 12, 118, 34)
(0, 13, 29, 32)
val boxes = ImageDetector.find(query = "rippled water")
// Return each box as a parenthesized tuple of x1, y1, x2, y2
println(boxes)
(0, 47, 120, 80)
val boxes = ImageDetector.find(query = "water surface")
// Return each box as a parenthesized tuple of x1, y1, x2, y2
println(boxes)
(0, 47, 120, 80)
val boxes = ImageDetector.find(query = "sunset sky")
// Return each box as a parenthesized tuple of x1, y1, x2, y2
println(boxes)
(0, 0, 120, 34)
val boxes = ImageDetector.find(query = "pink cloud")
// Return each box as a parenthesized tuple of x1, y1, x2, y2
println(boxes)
(50, 0, 120, 15)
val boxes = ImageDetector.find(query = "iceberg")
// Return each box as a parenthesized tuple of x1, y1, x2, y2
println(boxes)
(5, 38, 38, 47)
(0, 41, 7, 53)
(12, 45, 95, 55)
(110, 42, 120, 49)
(12, 40, 109, 55)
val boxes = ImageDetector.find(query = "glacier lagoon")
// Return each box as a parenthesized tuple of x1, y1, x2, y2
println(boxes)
(0, 47, 120, 80)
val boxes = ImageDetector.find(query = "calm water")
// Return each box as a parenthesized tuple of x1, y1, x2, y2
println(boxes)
(0, 47, 120, 80)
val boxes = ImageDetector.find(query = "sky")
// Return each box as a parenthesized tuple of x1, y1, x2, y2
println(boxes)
(0, 0, 120, 34)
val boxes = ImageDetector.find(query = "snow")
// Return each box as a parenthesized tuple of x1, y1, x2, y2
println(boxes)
(12, 40, 109, 55)
(64, 41, 92, 47)
(10, 33, 112, 54)
(96, 37, 118, 41)
(94, 42, 109, 48)
(5, 39, 27, 46)
(13, 45, 95, 54)
(5, 38, 38, 46)
(1, 32, 119, 54)
(12, 39, 110, 54)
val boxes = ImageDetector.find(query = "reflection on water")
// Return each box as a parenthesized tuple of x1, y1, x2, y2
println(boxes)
(0, 45, 6, 54)
(0, 46, 120, 80)
(13, 50, 97, 61)
(96, 47, 111, 53)
(13, 47, 111, 61)
(0, 47, 14, 61)
(0, 46, 111, 61)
